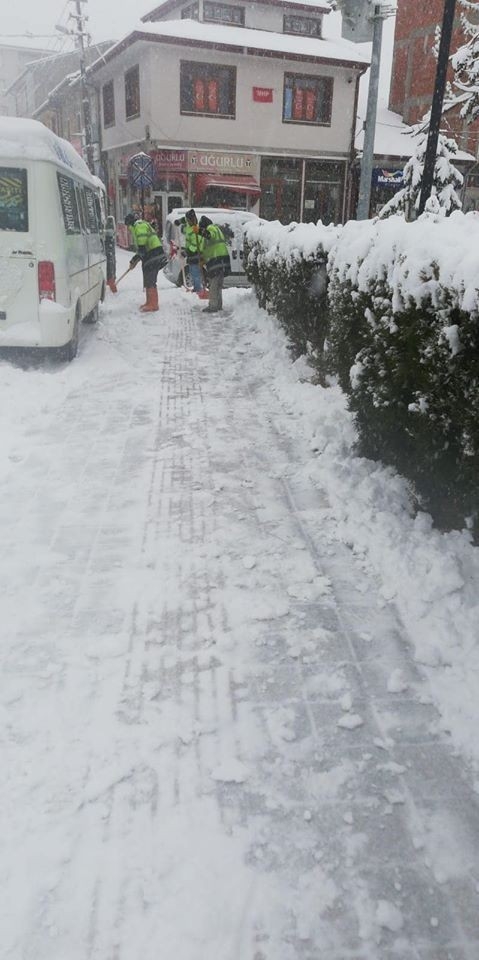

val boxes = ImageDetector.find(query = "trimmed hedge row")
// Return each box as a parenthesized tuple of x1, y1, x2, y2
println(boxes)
(244, 220, 340, 363)
(244, 212, 479, 537)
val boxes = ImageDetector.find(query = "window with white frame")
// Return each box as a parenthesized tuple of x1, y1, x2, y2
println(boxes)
(102, 80, 115, 127)
(283, 14, 322, 38)
(283, 73, 333, 125)
(180, 60, 236, 118)
(203, 2, 245, 25)
(125, 65, 140, 120)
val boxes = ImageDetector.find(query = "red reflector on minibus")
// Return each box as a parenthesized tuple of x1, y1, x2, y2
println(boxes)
(38, 261, 56, 301)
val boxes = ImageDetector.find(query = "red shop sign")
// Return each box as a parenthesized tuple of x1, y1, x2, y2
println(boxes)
(151, 149, 188, 172)
(253, 86, 273, 103)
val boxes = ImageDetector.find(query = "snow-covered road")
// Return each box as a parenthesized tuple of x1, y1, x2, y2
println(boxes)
(2, 251, 479, 959)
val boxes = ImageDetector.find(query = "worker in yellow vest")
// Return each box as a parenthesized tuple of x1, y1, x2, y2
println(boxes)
(198, 216, 231, 313)
(124, 212, 165, 312)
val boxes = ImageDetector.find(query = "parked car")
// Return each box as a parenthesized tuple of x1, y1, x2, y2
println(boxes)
(162, 207, 258, 288)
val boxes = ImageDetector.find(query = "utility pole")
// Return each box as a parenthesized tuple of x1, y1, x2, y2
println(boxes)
(418, 0, 457, 215)
(71, 0, 94, 172)
(356, 5, 385, 219)
(336, 0, 394, 220)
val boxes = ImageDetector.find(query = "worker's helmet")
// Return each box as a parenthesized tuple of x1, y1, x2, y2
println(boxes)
(124, 213, 137, 226)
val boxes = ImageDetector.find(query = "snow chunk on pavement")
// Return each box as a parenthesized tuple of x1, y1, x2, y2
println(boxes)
(337, 713, 364, 730)
(375, 900, 404, 932)
(210, 760, 249, 783)
(387, 669, 409, 693)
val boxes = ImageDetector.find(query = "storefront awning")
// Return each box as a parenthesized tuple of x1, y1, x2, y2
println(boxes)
(195, 173, 261, 198)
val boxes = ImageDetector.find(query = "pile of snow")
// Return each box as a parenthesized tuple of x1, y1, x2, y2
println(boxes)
(231, 290, 479, 769)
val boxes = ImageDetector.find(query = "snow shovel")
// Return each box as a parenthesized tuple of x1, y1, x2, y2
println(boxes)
(109, 261, 137, 294)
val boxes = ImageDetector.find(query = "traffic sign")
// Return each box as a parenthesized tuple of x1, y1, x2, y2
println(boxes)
(128, 152, 154, 188)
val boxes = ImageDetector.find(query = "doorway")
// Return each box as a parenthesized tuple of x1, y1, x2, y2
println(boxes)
(154, 192, 185, 235)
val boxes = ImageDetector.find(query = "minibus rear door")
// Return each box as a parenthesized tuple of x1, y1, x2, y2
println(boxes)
(0, 166, 39, 334)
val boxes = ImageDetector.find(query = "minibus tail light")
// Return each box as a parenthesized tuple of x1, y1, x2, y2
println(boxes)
(38, 261, 56, 301)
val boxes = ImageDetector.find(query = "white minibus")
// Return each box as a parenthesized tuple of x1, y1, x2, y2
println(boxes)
(0, 116, 107, 360)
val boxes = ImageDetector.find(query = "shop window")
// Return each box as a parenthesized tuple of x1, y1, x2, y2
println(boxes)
(180, 61, 236, 118)
(283, 14, 322, 37)
(102, 80, 115, 127)
(125, 65, 140, 120)
(203, 2, 245, 25)
(302, 160, 344, 225)
(283, 73, 333, 126)
(260, 157, 302, 224)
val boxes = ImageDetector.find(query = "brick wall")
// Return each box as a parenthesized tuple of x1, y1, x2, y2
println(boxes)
(389, 0, 479, 156)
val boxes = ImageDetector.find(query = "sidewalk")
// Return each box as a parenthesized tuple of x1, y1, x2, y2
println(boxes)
(1, 256, 479, 959)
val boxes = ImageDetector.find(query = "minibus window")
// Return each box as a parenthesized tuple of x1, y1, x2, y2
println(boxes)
(57, 173, 81, 234)
(85, 188, 100, 232)
(0, 167, 28, 232)
(75, 185, 89, 233)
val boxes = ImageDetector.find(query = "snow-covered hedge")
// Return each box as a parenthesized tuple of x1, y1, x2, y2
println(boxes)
(245, 210, 479, 535)
(244, 219, 341, 362)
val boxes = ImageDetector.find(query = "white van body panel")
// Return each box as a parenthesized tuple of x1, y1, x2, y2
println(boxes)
(0, 117, 106, 353)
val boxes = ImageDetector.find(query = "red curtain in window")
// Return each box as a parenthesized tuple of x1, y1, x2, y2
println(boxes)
(305, 89, 316, 121)
(293, 87, 304, 120)
(207, 79, 219, 113)
(194, 78, 205, 111)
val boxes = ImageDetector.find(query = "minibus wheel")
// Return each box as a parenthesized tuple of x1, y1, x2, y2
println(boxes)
(83, 303, 99, 324)
(66, 305, 81, 361)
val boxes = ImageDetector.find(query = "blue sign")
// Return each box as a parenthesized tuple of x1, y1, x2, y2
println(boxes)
(372, 168, 404, 188)
(128, 152, 154, 188)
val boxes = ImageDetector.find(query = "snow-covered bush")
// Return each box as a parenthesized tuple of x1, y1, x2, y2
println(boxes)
(327, 211, 479, 532)
(246, 210, 479, 533)
(244, 219, 341, 363)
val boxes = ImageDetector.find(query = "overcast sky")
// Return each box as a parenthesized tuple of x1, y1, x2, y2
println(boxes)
(1, 0, 396, 107)
(1, 0, 154, 48)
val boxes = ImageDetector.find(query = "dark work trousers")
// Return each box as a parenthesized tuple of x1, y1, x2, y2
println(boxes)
(208, 270, 224, 311)
(141, 248, 163, 289)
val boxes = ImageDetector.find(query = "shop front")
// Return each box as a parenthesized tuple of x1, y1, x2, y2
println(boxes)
(149, 148, 261, 228)
(189, 151, 260, 211)
(260, 157, 346, 225)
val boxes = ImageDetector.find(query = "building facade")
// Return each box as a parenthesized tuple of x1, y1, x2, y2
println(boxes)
(0, 44, 51, 116)
(88, 0, 368, 229)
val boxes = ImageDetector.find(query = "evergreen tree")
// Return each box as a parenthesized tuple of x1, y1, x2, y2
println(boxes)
(450, 0, 479, 123)
(378, 130, 463, 219)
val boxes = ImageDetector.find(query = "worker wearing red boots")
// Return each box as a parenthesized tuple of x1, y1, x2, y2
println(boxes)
(124, 213, 165, 312)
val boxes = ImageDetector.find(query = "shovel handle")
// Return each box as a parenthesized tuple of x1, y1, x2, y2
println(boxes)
(114, 266, 133, 286)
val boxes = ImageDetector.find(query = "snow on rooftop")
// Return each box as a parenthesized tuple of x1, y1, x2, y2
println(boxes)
(0, 116, 95, 180)
(92, 18, 370, 70)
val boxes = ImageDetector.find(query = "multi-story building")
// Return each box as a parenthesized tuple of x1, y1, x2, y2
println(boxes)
(87, 0, 369, 228)
(6, 43, 113, 175)
(0, 43, 50, 116)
